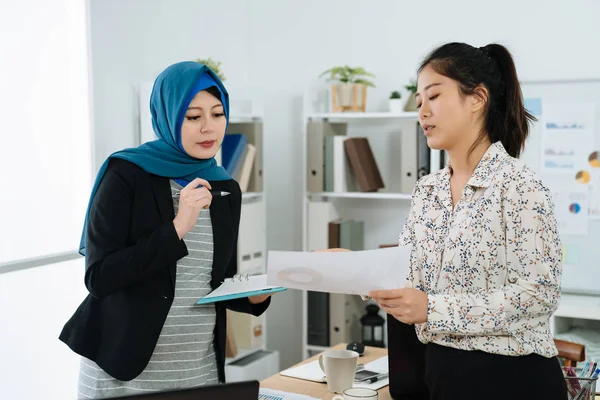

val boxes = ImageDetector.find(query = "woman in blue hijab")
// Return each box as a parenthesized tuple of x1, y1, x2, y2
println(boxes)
(60, 62, 271, 398)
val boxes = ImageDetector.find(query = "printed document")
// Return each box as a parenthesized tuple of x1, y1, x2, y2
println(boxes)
(266, 247, 411, 295)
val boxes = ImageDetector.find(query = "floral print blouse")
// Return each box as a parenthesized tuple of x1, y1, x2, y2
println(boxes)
(399, 142, 562, 357)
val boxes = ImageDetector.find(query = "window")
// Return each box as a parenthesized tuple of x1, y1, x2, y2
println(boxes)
(0, 0, 92, 267)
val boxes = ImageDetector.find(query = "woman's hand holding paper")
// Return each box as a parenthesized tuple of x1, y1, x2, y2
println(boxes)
(369, 287, 428, 325)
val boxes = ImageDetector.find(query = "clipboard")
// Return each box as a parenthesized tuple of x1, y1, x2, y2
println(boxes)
(196, 274, 286, 305)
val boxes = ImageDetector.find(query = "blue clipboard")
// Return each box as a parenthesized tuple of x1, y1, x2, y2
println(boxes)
(196, 274, 286, 305)
(197, 286, 287, 305)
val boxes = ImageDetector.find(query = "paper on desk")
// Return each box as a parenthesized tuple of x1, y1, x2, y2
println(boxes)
(266, 247, 410, 295)
(259, 388, 319, 400)
(279, 357, 390, 391)
(279, 360, 326, 382)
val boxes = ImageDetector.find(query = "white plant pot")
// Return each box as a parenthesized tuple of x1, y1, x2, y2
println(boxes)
(336, 83, 355, 107)
(388, 99, 403, 113)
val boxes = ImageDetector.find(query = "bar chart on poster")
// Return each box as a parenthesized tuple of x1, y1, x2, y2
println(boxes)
(521, 78, 600, 296)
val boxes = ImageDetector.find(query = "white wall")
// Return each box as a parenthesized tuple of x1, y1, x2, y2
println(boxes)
(88, 0, 600, 371)
(89, 0, 253, 169)
(247, 0, 600, 367)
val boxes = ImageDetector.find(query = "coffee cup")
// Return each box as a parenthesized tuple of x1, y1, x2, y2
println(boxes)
(318, 349, 359, 393)
(333, 387, 378, 400)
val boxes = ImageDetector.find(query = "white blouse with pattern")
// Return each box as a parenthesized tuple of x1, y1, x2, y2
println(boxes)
(399, 142, 562, 358)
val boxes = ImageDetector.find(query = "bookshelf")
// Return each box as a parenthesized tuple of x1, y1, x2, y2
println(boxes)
(300, 90, 442, 359)
(222, 112, 275, 376)
(137, 82, 276, 378)
(309, 111, 419, 120)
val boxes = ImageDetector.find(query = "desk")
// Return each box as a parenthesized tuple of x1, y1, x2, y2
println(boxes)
(261, 343, 392, 400)
(262, 344, 600, 400)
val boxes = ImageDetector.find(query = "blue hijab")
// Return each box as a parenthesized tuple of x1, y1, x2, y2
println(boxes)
(78, 61, 231, 256)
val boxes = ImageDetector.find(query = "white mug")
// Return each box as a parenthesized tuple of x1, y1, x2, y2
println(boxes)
(333, 387, 378, 400)
(318, 349, 359, 393)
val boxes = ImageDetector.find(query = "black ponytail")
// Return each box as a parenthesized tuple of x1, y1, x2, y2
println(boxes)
(418, 42, 535, 158)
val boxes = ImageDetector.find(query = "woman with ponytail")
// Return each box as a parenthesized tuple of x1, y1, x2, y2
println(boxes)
(369, 43, 567, 399)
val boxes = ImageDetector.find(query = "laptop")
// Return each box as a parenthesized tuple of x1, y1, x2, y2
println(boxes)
(105, 380, 260, 399)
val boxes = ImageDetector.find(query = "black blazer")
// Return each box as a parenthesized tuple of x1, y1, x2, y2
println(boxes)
(59, 158, 270, 382)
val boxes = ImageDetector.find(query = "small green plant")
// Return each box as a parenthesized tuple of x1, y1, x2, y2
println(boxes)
(196, 57, 226, 81)
(319, 66, 376, 87)
(390, 91, 402, 99)
(404, 79, 417, 93)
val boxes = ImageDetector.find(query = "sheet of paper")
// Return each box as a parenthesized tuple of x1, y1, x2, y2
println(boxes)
(266, 247, 411, 295)
(541, 103, 595, 174)
(279, 358, 389, 391)
(259, 388, 319, 400)
(588, 153, 600, 220)
(279, 360, 326, 383)
(550, 182, 589, 236)
(364, 355, 387, 373)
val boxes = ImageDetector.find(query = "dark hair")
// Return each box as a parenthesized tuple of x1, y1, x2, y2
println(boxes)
(418, 42, 535, 158)
(204, 85, 222, 102)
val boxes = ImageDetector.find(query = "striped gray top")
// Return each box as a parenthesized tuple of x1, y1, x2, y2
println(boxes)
(77, 180, 218, 399)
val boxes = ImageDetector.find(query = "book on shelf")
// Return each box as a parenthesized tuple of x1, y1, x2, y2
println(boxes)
(343, 137, 385, 193)
(222, 133, 256, 192)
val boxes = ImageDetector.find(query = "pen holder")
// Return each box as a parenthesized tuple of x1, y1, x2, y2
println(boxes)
(564, 367, 598, 400)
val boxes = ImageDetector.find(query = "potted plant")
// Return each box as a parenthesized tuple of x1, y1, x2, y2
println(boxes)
(389, 91, 402, 113)
(319, 66, 375, 112)
(404, 79, 418, 112)
(195, 57, 226, 81)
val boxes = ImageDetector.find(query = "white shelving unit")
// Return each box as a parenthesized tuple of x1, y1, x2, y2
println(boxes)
(308, 192, 413, 201)
(223, 92, 281, 382)
(299, 89, 439, 359)
(309, 111, 419, 120)
(222, 102, 280, 380)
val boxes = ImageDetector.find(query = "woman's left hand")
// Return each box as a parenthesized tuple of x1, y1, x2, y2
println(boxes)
(248, 294, 271, 304)
(368, 288, 429, 325)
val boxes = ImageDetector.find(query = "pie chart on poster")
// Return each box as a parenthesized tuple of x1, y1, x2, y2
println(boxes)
(569, 203, 581, 214)
(590, 151, 600, 168)
(576, 170, 591, 184)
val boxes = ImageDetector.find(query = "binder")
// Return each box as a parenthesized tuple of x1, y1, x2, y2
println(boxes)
(196, 274, 286, 304)
(306, 202, 339, 346)
(402, 122, 432, 193)
(400, 124, 418, 193)
(340, 220, 364, 251)
(238, 200, 265, 275)
(329, 293, 364, 346)
(228, 309, 265, 349)
(306, 121, 347, 192)
(416, 123, 431, 180)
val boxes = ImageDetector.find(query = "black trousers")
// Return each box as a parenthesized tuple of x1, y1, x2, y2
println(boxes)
(425, 343, 568, 400)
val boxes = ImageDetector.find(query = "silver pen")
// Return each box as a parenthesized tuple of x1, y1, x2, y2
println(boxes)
(172, 190, 230, 199)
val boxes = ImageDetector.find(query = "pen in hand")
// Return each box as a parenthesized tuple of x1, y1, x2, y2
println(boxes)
(172, 190, 230, 199)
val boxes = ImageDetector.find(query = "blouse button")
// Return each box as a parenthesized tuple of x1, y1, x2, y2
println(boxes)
(508, 276, 518, 284)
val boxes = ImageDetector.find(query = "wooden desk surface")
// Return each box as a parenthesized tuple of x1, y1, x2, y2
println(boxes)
(262, 344, 600, 400)
(261, 343, 392, 400)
